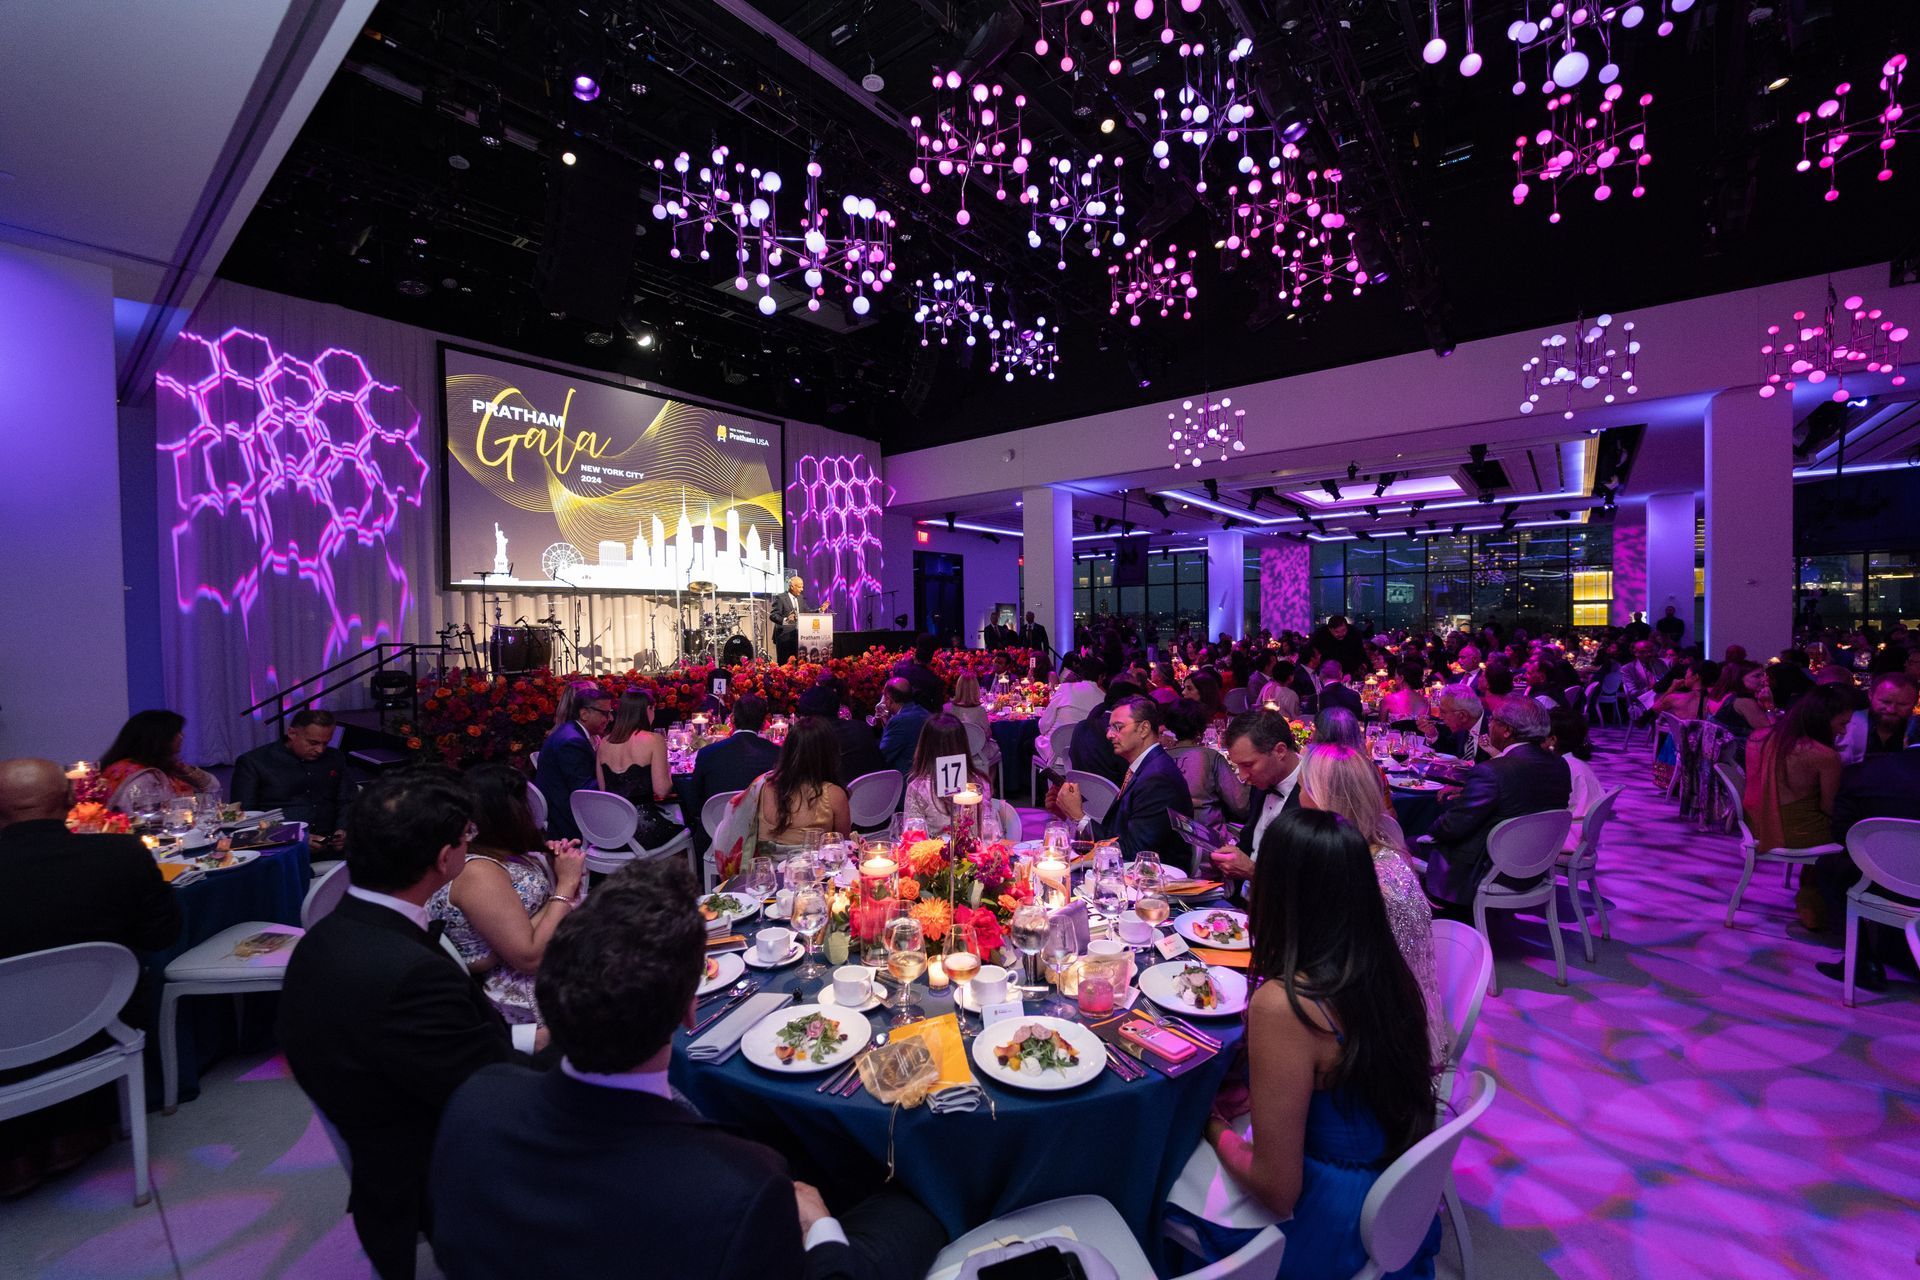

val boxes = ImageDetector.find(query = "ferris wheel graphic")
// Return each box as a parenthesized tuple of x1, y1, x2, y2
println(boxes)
(541, 542, 584, 580)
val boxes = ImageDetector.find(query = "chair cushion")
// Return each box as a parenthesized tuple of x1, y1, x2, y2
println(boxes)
(163, 922, 302, 982)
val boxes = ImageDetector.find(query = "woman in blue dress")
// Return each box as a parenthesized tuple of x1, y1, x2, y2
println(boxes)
(1166, 809, 1441, 1279)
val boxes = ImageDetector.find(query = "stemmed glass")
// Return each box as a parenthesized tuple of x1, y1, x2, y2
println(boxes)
(1041, 917, 1079, 1019)
(744, 856, 777, 903)
(791, 887, 830, 989)
(944, 920, 983, 1033)
(1127, 850, 1162, 898)
(1043, 822, 1072, 858)
(1092, 866, 1127, 921)
(1010, 902, 1050, 996)
(884, 916, 928, 1026)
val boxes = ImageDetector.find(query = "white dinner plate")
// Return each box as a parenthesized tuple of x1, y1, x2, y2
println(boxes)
(164, 849, 261, 874)
(743, 941, 805, 969)
(697, 951, 746, 996)
(952, 982, 1025, 1014)
(971, 1016, 1106, 1091)
(817, 981, 889, 1014)
(1173, 908, 1251, 951)
(699, 892, 759, 926)
(1389, 778, 1448, 793)
(739, 1002, 872, 1074)
(1138, 960, 1250, 1018)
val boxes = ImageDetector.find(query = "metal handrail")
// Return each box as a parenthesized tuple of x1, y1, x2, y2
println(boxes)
(240, 641, 456, 732)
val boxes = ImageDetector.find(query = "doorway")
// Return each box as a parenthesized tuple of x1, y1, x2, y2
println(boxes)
(913, 551, 963, 645)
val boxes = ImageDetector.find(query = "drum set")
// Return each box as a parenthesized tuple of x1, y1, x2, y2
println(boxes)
(444, 578, 768, 678)
(679, 579, 762, 667)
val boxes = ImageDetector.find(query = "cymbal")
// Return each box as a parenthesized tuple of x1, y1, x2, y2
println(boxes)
(686, 580, 717, 594)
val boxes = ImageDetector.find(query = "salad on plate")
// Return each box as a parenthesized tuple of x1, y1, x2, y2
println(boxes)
(1172, 962, 1220, 1010)
(992, 1024, 1082, 1076)
(1189, 911, 1247, 945)
(773, 1013, 848, 1065)
(700, 893, 746, 921)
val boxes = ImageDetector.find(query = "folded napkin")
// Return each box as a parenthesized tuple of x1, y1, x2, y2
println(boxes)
(883, 1014, 984, 1112)
(1188, 946, 1251, 969)
(685, 991, 792, 1063)
(1047, 900, 1091, 952)
(1163, 879, 1224, 896)
(157, 862, 203, 887)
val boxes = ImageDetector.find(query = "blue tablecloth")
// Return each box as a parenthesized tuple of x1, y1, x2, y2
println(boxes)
(670, 917, 1241, 1251)
(138, 839, 311, 1104)
(991, 718, 1041, 802)
(1390, 788, 1446, 842)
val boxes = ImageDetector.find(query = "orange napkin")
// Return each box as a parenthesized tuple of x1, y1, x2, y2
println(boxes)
(1188, 947, 1251, 969)
(705, 933, 746, 950)
(156, 862, 193, 884)
(880, 1012, 976, 1089)
(1163, 879, 1223, 896)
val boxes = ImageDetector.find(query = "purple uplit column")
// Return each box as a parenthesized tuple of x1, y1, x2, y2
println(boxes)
(1706, 390, 1793, 659)
(1206, 531, 1244, 640)
(1260, 542, 1311, 634)
(1022, 487, 1074, 656)
(1609, 502, 1648, 625)
(1645, 491, 1697, 635)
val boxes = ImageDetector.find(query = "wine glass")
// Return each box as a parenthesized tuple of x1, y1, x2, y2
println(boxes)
(1010, 902, 1049, 996)
(791, 888, 830, 988)
(1092, 868, 1127, 920)
(979, 813, 1003, 844)
(886, 814, 908, 846)
(744, 856, 777, 903)
(1129, 850, 1163, 897)
(1041, 917, 1079, 1019)
(885, 916, 928, 1026)
(944, 920, 983, 1032)
(1043, 821, 1072, 857)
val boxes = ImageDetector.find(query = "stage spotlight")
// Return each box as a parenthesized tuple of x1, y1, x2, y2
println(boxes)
(572, 73, 601, 102)
(1319, 479, 1342, 501)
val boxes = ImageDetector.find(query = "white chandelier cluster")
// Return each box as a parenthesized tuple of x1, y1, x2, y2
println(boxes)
(988, 311, 1060, 381)
(1034, 0, 1207, 76)
(1108, 242, 1199, 325)
(786, 159, 895, 317)
(1026, 153, 1129, 270)
(1503, 0, 1693, 98)
(908, 73, 1034, 227)
(910, 270, 994, 348)
(651, 146, 785, 315)
(1759, 288, 1909, 403)
(1794, 53, 1915, 203)
(1150, 37, 1271, 197)
(1167, 395, 1246, 469)
(1511, 84, 1653, 221)
(1518, 313, 1641, 418)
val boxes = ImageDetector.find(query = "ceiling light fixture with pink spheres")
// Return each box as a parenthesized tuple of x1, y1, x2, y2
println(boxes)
(986, 308, 1060, 382)
(1510, 83, 1653, 221)
(650, 146, 784, 315)
(1793, 53, 1914, 203)
(1518, 313, 1640, 418)
(907, 72, 1033, 228)
(1150, 37, 1269, 197)
(1167, 394, 1247, 469)
(1758, 286, 1909, 403)
(1034, 0, 1208, 75)
(1504, 0, 1694, 100)
(1418, 0, 1486, 78)
(911, 269, 995, 348)
(1108, 242, 1200, 325)
(782, 159, 895, 317)
(1026, 152, 1129, 269)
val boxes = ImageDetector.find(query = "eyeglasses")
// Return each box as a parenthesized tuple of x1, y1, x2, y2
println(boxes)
(581, 705, 612, 718)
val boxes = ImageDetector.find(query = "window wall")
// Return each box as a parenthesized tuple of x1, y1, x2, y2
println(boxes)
(1308, 524, 1613, 633)
(1074, 548, 1208, 643)
(1796, 552, 1920, 630)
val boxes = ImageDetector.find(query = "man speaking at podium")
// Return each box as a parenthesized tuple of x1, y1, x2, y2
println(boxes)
(771, 574, 807, 664)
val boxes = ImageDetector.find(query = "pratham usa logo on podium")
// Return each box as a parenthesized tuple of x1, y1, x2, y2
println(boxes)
(799, 613, 834, 661)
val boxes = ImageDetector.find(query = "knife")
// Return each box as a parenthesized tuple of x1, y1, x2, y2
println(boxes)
(687, 986, 755, 1038)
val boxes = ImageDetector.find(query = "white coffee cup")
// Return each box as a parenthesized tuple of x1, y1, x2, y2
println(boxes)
(971, 964, 1011, 1006)
(832, 965, 873, 1005)
(1114, 911, 1156, 946)
(755, 927, 794, 962)
(773, 888, 796, 917)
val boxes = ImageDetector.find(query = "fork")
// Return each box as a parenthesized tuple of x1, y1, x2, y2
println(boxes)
(687, 983, 757, 1037)
(825, 1031, 890, 1096)
(1102, 1044, 1144, 1081)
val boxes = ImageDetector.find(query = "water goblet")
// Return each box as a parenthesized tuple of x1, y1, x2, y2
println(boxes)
(791, 888, 831, 988)
(1010, 902, 1050, 996)
(884, 916, 928, 1026)
(1041, 917, 1080, 1019)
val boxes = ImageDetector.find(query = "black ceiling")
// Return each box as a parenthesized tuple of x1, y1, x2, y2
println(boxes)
(218, 0, 1920, 453)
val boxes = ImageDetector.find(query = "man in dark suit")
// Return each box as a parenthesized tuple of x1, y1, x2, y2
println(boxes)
(1419, 698, 1572, 909)
(771, 575, 808, 664)
(796, 686, 888, 786)
(1417, 685, 1489, 762)
(0, 757, 183, 1193)
(1208, 711, 1304, 883)
(688, 695, 780, 855)
(1315, 661, 1365, 719)
(876, 679, 930, 776)
(533, 681, 611, 842)
(1022, 610, 1049, 658)
(891, 635, 946, 710)
(279, 770, 541, 1279)
(429, 858, 946, 1280)
(1310, 615, 1368, 680)
(1068, 681, 1148, 787)
(231, 708, 348, 849)
(1813, 737, 1920, 992)
(1053, 695, 1193, 864)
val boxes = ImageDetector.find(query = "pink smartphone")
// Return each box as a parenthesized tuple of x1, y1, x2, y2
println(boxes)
(1118, 1018, 1197, 1063)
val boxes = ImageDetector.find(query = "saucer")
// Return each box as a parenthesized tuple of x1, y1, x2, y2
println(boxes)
(817, 982, 888, 1014)
(744, 941, 805, 969)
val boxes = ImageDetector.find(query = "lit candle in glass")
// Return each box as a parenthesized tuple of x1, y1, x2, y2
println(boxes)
(65, 761, 91, 780)
(927, 956, 949, 989)
(859, 848, 898, 898)
(1035, 854, 1069, 908)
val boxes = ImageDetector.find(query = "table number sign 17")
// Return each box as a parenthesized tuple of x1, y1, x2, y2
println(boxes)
(935, 754, 969, 797)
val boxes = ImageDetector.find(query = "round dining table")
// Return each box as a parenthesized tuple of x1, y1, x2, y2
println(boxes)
(989, 716, 1042, 802)
(670, 912, 1243, 1252)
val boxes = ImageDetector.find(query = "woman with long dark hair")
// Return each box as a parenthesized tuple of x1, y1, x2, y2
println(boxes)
(1743, 686, 1851, 877)
(1182, 668, 1226, 723)
(594, 689, 679, 849)
(755, 714, 849, 850)
(1167, 809, 1439, 1278)
(100, 709, 219, 812)
(903, 714, 992, 836)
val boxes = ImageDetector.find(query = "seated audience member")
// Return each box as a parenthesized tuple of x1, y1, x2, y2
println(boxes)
(428, 859, 946, 1280)
(1166, 810, 1439, 1277)
(942, 672, 1003, 778)
(99, 709, 220, 813)
(1036, 656, 1106, 757)
(279, 770, 539, 1279)
(1313, 708, 1395, 803)
(1207, 710, 1304, 884)
(1415, 685, 1488, 762)
(1151, 661, 1183, 705)
(748, 716, 850, 854)
(903, 714, 994, 837)
(1477, 664, 1516, 708)
(1255, 660, 1304, 719)
(1742, 688, 1851, 931)
(534, 681, 612, 842)
(1069, 679, 1147, 786)
(1813, 723, 1920, 991)
(0, 758, 182, 1195)
(891, 634, 946, 710)
(428, 764, 586, 1026)
(1381, 659, 1430, 721)
(796, 685, 888, 786)
(1619, 640, 1668, 712)
(1419, 698, 1572, 910)
(1652, 659, 1718, 721)
(1315, 661, 1364, 718)
(1546, 706, 1603, 819)
(875, 679, 931, 777)
(1052, 695, 1193, 866)
(1835, 672, 1920, 764)
(594, 689, 680, 850)
(688, 694, 780, 850)
(1164, 697, 1250, 831)
(1766, 661, 1817, 715)
(1183, 668, 1228, 723)
(231, 708, 347, 848)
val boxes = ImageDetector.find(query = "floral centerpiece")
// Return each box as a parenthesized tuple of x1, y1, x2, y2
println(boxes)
(65, 768, 131, 834)
(889, 830, 1030, 952)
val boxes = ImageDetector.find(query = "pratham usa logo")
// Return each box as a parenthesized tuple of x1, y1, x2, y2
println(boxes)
(717, 422, 772, 449)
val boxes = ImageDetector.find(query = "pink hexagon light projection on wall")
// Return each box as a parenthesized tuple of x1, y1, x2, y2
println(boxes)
(786, 451, 892, 622)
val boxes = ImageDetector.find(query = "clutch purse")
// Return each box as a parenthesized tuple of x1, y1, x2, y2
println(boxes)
(856, 1038, 939, 1106)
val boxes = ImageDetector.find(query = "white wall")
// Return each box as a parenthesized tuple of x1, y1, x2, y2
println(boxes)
(880, 513, 1023, 647)
(0, 245, 129, 762)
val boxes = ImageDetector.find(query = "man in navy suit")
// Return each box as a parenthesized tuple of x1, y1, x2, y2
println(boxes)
(1208, 710, 1304, 883)
(1053, 695, 1193, 865)
(1418, 698, 1572, 909)
(534, 681, 611, 841)
(876, 679, 930, 777)
(1315, 661, 1365, 719)
(687, 695, 780, 855)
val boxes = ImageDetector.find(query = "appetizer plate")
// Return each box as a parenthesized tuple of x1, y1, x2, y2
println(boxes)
(971, 1016, 1106, 1092)
(743, 940, 806, 969)
(1174, 908, 1251, 951)
(740, 1002, 871, 1074)
(699, 892, 760, 926)
(163, 849, 261, 874)
(1138, 961, 1250, 1018)
(1390, 778, 1448, 793)
(696, 951, 746, 996)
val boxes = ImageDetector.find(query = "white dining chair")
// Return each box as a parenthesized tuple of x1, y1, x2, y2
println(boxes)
(1224, 687, 1251, 715)
(1471, 809, 1575, 994)
(1712, 762, 1843, 927)
(847, 770, 905, 833)
(962, 717, 1005, 796)
(1558, 786, 1622, 962)
(158, 862, 349, 1113)
(1032, 722, 1078, 800)
(0, 943, 150, 1204)
(525, 781, 549, 832)
(1430, 920, 1494, 1280)
(991, 797, 1024, 842)
(1064, 770, 1120, 824)
(696, 789, 743, 889)
(932, 1194, 1284, 1280)
(1840, 817, 1920, 1006)
(571, 788, 694, 879)
(1356, 1073, 1498, 1280)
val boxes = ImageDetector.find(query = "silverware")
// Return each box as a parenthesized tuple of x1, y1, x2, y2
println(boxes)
(1166, 1013, 1224, 1049)
(830, 1031, 889, 1096)
(687, 984, 756, 1037)
(1101, 1044, 1144, 1081)
(696, 977, 752, 1009)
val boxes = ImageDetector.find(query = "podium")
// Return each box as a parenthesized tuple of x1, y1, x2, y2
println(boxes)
(797, 613, 835, 662)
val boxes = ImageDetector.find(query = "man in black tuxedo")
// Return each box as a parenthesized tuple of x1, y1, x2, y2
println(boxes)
(771, 575, 808, 664)
(1053, 695, 1193, 864)
(1208, 711, 1304, 883)
(0, 757, 182, 1191)
(1315, 661, 1365, 719)
(429, 858, 945, 1280)
(1813, 738, 1920, 992)
(279, 770, 542, 1279)
(1022, 610, 1049, 655)
(1419, 698, 1572, 909)
(688, 694, 780, 855)
(891, 635, 946, 710)
(533, 681, 611, 842)
(1417, 685, 1488, 762)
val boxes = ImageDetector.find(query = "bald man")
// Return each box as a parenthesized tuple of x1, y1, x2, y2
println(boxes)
(771, 574, 808, 663)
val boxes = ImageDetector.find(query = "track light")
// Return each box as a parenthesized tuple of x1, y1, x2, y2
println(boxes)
(1347, 462, 1360, 482)
(1203, 479, 1220, 502)
(1373, 470, 1396, 499)
(1477, 490, 1494, 504)
(1409, 500, 1427, 512)
(1363, 504, 1381, 518)
(1468, 443, 1488, 464)
(1320, 479, 1342, 501)
(1146, 494, 1172, 518)
(1502, 504, 1520, 521)
(1451, 523, 1465, 535)
(945, 512, 956, 530)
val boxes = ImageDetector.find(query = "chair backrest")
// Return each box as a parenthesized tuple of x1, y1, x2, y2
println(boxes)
(301, 862, 352, 929)
(701, 789, 742, 839)
(1570, 787, 1622, 866)
(1534, 694, 1559, 711)
(963, 717, 990, 755)
(1846, 817, 1920, 900)
(0, 942, 138, 1072)
(1597, 672, 1625, 695)
(1224, 687, 1251, 715)
(1176, 1223, 1286, 1280)
(1358, 1072, 1498, 1274)
(847, 770, 905, 828)
(1048, 722, 1078, 762)
(1429, 920, 1493, 1079)
(991, 798, 1023, 842)
(570, 788, 640, 850)
(1065, 770, 1120, 823)
(1712, 761, 1747, 830)
(1485, 809, 1575, 880)
(525, 781, 549, 831)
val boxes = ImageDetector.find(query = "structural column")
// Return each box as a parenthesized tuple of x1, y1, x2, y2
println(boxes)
(1021, 487, 1075, 661)
(1608, 500, 1647, 626)
(1644, 491, 1697, 641)
(1705, 390, 1794, 661)
(1206, 531, 1245, 641)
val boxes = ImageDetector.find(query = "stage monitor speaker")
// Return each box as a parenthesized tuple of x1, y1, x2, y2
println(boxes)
(1114, 538, 1148, 588)
(534, 143, 640, 324)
